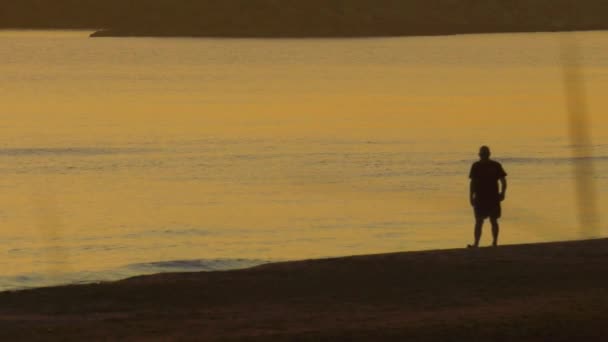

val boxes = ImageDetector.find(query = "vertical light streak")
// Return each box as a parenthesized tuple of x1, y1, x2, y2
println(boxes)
(560, 34, 600, 238)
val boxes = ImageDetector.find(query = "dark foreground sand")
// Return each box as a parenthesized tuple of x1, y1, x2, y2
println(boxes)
(1, 239, 608, 341)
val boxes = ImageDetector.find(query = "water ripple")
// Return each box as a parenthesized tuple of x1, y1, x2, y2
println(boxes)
(0, 147, 152, 157)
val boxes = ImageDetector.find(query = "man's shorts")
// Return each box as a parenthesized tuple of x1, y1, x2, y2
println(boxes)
(474, 203, 501, 219)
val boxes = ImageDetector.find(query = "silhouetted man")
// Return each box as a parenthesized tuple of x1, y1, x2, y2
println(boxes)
(468, 146, 507, 248)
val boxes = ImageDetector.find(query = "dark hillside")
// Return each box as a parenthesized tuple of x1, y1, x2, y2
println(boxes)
(1, 1, 608, 37)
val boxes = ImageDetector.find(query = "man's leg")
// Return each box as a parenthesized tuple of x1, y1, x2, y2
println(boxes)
(473, 217, 484, 247)
(490, 217, 499, 246)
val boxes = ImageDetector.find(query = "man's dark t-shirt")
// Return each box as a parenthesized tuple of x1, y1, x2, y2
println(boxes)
(469, 160, 507, 205)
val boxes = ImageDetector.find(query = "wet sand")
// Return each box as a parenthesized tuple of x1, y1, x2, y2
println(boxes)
(1, 238, 607, 341)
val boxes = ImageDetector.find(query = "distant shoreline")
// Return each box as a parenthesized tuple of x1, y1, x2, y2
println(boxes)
(1, 27, 606, 39)
(89, 28, 607, 39)
(5, 0, 608, 40)
(1, 238, 607, 340)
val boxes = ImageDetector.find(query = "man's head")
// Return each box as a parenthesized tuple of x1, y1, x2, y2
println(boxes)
(479, 146, 491, 161)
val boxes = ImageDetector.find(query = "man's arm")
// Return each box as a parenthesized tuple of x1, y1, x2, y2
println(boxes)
(469, 164, 476, 206)
(470, 179, 476, 206)
(499, 177, 507, 201)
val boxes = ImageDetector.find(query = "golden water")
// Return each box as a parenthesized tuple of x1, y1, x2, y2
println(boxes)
(1, 30, 607, 289)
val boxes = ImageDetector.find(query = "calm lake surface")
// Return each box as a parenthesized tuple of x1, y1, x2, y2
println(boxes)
(1, 30, 607, 290)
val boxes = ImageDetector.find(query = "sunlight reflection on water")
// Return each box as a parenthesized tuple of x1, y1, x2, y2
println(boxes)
(0, 30, 607, 290)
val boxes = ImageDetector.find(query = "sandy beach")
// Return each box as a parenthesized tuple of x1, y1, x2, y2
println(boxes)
(0, 238, 607, 340)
